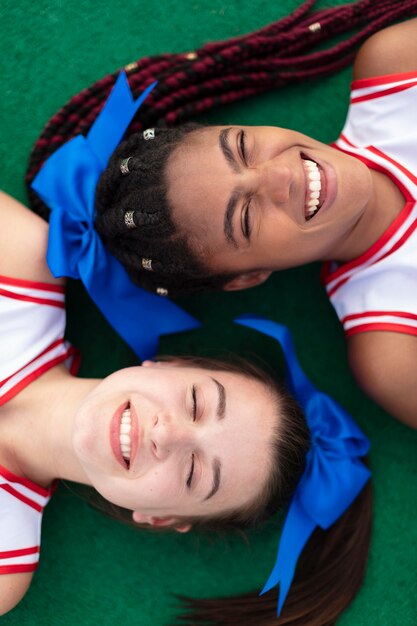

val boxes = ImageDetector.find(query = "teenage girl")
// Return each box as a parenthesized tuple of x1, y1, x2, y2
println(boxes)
(0, 189, 371, 624)
(29, 10, 417, 428)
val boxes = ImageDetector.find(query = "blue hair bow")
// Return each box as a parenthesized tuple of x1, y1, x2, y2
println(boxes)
(31, 72, 199, 360)
(235, 315, 371, 616)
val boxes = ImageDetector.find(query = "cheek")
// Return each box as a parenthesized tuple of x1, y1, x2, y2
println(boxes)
(72, 403, 99, 462)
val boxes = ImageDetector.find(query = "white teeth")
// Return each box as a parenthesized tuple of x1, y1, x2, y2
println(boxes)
(309, 180, 321, 191)
(303, 159, 322, 219)
(120, 408, 131, 461)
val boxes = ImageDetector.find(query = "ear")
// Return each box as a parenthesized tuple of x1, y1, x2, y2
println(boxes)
(223, 270, 272, 291)
(132, 512, 192, 533)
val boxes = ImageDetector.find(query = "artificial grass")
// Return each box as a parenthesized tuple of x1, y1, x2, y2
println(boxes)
(0, 0, 416, 624)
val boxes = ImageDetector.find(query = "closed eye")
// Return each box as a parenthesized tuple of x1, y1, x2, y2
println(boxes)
(238, 130, 248, 164)
(186, 454, 195, 488)
(191, 385, 197, 421)
(241, 202, 252, 240)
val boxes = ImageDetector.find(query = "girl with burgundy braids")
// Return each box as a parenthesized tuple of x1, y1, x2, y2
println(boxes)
(28, 4, 417, 430)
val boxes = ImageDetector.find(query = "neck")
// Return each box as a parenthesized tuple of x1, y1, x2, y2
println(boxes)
(329, 168, 405, 263)
(0, 366, 100, 488)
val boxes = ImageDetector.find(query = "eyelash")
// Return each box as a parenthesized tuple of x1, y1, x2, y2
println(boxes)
(239, 130, 248, 164)
(239, 131, 252, 240)
(186, 454, 195, 488)
(186, 385, 198, 488)
(191, 385, 197, 421)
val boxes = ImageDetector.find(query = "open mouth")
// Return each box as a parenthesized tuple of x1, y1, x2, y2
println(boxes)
(120, 404, 132, 467)
(301, 154, 326, 221)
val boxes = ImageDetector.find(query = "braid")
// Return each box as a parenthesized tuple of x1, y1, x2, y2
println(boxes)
(27, 0, 417, 294)
(95, 125, 237, 295)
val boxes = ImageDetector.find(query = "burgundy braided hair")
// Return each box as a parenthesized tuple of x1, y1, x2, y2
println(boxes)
(27, 0, 417, 214)
(28, 0, 417, 296)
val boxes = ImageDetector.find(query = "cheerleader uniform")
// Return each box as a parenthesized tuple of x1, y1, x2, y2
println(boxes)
(0, 276, 79, 574)
(322, 71, 417, 339)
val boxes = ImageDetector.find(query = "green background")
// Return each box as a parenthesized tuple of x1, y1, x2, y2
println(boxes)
(1, 0, 416, 624)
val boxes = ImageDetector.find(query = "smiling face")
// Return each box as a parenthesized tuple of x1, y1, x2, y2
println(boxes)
(72, 361, 278, 522)
(166, 125, 374, 284)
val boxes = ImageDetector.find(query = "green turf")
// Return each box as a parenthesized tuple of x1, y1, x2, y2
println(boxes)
(1, 1, 416, 624)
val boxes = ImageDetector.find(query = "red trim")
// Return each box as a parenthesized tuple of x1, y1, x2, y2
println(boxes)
(0, 338, 66, 386)
(0, 347, 78, 407)
(326, 216, 417, 297)
(0, 484, 43, 512)
(0, 274, 64, 293)
(351, 80, 417, 104)
(0, 464, 51, 497)
(325, 274, 350, 298)
(346, 323, 417, 338)
(338, 133, 356, 148)
(368, 145, 417, 188)
(0, 287, 64, 309)
(0, 546, 39, 559)
(0, 563, 37, 574)
(322, 147, 415, 290)
(343, 310, 417, 324)
(69, 349, 82, 376)
(351, 71, 417, 90)
(378, 218, 417, 262)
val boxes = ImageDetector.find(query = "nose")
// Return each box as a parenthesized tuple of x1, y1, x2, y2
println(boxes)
(245, 159, 292, 205)
(150, 413, 194, 460)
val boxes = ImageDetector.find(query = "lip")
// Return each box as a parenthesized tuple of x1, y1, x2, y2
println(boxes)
(110, 401, 140, 470)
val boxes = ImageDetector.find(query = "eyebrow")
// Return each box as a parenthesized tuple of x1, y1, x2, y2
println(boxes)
(219, 128, 241, 248)
(204, 457, 221, 502)
(211, 377, 226, 420)
(202, 378, 226, 501)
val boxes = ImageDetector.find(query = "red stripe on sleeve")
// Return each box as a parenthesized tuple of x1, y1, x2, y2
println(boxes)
(0, 546, 40, 559)
(0, 563, 38, 574)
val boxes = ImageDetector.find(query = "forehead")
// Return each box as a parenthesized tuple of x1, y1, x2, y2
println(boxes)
(166, 127, 234, 256)
(195, 369, 279, 515)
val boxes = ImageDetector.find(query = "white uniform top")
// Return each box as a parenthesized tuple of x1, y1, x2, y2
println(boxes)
(322, 71, 417, 338)
(0, 275, 79, 574)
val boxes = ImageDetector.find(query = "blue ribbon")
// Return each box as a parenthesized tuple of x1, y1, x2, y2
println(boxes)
(235, 315, 370, 615)
(31, 72, 199, 360)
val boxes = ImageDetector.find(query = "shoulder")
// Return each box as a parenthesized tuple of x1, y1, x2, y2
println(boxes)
(354, 17, 417, 81)
(0, 191, 62, 285)
(348, 331, 417, 428)
(0, 571, 33, 615)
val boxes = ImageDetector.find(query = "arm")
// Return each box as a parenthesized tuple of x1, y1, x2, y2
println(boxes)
(348, 332, 417, 429)
(0, 572, 33, 616)
(354, 17, 417, 80)
(0, 191, 62, 285)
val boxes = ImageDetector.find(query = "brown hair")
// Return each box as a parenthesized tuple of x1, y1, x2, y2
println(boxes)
(69, 354, 309, 531)
(65, 355, 371, 625)
(177, 481, 372, 625)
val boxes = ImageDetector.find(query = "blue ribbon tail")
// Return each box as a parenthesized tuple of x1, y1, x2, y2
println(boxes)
(260, 496, 316, 616)
(79, 247, 199, 360)
(235, 315, 317, 403)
